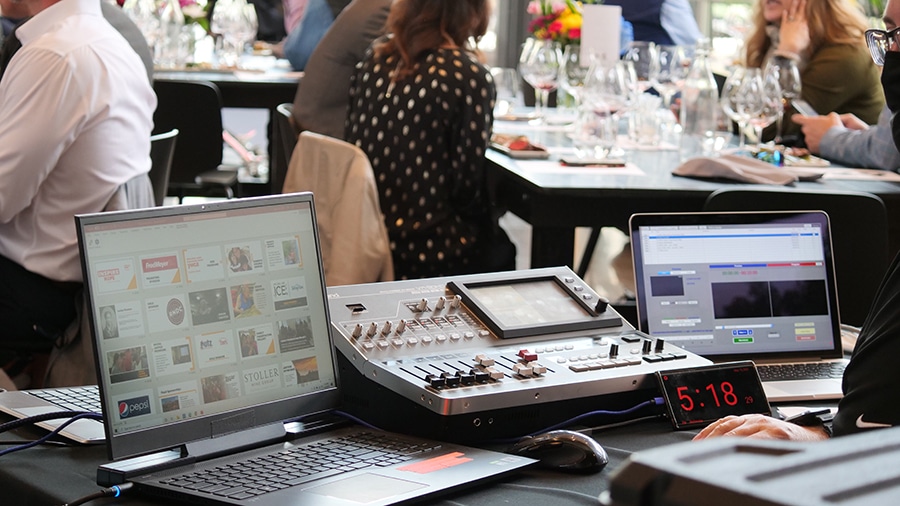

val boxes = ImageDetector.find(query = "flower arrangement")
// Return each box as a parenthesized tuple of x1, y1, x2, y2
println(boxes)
(526, 0, 603, 46)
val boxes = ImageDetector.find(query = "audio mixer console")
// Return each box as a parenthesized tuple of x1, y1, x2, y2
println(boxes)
(328, 267, 711, 441)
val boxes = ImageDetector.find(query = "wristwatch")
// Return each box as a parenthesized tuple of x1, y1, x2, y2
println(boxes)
(785, 408, 834, 437)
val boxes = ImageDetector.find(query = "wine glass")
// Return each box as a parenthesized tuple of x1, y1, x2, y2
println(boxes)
(764, 56, 802, 144)
(622, 41, 657, 94)
(650, 45, 688, 108)
(738, 68, 782, 150)
(518, 38, 562, 122)
(490, 67, 521, 117)
(559, 44, 589, 105)
(720, 66, 751, 150)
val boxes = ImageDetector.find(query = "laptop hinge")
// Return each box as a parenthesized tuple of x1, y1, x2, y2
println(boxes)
(97, 421, 288, 486)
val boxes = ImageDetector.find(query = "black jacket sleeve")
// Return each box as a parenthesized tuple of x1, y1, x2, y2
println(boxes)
(833, 252, 900, 436)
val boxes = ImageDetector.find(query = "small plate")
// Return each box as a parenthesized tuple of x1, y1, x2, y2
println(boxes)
(490, 142, 551, 159)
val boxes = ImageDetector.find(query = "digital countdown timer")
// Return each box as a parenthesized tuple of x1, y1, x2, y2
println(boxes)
(656, 361, 771, 429)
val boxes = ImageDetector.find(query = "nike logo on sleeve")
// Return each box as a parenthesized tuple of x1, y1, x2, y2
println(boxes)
(856, 415, 893, 429)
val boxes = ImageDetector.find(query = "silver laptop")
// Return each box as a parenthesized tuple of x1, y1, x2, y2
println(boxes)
(0, 385, 105, 443)
(629, 211, 846, 402)
(75, 193, 534, 505)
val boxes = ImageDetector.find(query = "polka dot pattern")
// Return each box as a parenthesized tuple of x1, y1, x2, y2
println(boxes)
(346, 48, 497, 279)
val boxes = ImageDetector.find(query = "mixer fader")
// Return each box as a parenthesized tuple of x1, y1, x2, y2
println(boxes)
(328, 267, 711, 441)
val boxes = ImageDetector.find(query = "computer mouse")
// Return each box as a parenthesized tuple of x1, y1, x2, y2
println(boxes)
(508, 429, 609, 473)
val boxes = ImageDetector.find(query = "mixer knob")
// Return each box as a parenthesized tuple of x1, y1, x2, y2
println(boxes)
(472, 369, 490, 383)
(351, 324, 363, 339)
(442, 372, 461, 387)
(416, 298, 428, 312)
(609, 343, 619, 358)
(517, 349, 538, 362)
(396, 319, 407, 334)
(425, 374, 446, 388)
(513, 363, 534, 377)
(655, 338, 666, 353)
(366, 322, 378, 337)
(434, 297, 446, 311)
(594, 296, 610, 313)
(530, 362, 548, 375)
(457, 371, 476, 386)
(484, 367, 504, 380)
(642, 339, 652, 354)
(475, 354, 495, 366)
(450, 295, 462, 309)
(380, 321, 392, 335)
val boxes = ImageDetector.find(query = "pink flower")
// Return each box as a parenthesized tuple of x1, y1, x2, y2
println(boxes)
(526, 1, 543, 15)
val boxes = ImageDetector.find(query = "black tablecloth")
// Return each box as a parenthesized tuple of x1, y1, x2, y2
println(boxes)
(1, 416, 698, 506)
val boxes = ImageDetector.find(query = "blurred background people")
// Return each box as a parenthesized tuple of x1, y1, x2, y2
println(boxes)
(0, 0, 155, 357)
(290, 0, 390, 139)
(281, 0, 350, 70)
(605, 0, 702, 46)
(345, 0, 515, 279)
(745, 0, 883, 140)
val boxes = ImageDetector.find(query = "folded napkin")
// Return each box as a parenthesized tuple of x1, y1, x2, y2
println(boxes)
(673, 154, 800, 185)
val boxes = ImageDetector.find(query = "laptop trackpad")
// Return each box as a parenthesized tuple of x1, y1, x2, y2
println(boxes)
(306, 473, 427, 503)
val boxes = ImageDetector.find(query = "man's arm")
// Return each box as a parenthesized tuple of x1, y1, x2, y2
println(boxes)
(800, 107, 900, 170)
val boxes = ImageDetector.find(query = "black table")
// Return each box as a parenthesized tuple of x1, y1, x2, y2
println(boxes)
(487, 126, 900, 270)
(0, 415, 696, 506)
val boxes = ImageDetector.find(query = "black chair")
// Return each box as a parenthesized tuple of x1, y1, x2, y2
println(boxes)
(148, 128, 178, 206)
(152, 79, 239, 202)
(271, 102, 298, 194)
(703, 187, 889, 326)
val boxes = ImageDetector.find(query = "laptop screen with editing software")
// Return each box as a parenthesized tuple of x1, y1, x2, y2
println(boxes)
(76, 193, 341, 460)
(629, 211, 843, 363)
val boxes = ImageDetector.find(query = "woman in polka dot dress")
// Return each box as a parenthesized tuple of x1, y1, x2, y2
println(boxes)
(346, 0, 515, 280)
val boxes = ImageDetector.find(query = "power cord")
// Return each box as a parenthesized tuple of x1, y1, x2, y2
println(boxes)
(491, 397, 666, 445)
(63, 482, 133, 506)
(0, 411, 102, 457)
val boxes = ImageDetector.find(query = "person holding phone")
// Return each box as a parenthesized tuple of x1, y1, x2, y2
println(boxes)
(744, 0, 883, 140)
(791, 106, 900, 170)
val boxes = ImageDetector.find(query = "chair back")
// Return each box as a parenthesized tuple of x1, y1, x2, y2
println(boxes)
(148, 129, 178, 206)
(271, 102, 298, 194)
(283, 131, 394, 285)
(703, 187, 889, 326)
(152, 79, 225, 191)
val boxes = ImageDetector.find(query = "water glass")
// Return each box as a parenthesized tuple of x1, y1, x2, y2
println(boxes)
(490, 67, 522, 117)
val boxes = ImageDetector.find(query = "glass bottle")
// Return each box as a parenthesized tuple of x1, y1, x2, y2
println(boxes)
(679, 39, 719, 159)
(156, 0, 185, 69)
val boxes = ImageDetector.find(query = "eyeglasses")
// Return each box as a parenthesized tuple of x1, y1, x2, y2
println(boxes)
(865, 27, 900, 66)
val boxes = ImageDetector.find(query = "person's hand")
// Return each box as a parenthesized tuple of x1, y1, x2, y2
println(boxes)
(693, 414, 830, 441)
(778, 0, 811, 57)
(792, 112, 842, 153)
(838, 113, 868, 131)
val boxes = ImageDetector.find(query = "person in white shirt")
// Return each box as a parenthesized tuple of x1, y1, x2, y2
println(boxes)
(0, 0, 155, 353)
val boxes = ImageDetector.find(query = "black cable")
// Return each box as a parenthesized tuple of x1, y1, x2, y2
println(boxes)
(63, 482, 133, 506)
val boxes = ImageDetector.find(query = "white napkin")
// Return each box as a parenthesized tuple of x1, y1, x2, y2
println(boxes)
(673, 154, 801, 185)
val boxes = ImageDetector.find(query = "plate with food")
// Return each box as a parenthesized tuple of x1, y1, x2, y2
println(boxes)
(490, 134, 551, 159)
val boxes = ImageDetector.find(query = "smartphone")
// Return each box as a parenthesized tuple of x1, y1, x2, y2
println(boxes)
(792, 99, 818, 117)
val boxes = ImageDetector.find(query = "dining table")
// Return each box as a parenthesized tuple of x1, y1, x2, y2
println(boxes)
(153, 55, 302, 196)
(487, 113, 900, 271)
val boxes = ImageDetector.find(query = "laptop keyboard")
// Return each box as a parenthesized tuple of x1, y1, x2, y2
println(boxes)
(160, 431, 441, 500)
(30, 385, 102, 413)
(756, 362, 846, 381)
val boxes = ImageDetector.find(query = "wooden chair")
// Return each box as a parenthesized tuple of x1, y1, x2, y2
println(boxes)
(148, 128, 178, 206)
(703, 187, 889, 326)
(152, 79, 238, 202)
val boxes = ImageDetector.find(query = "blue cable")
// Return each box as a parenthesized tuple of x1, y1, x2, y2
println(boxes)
(0, 411, 102, 457)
